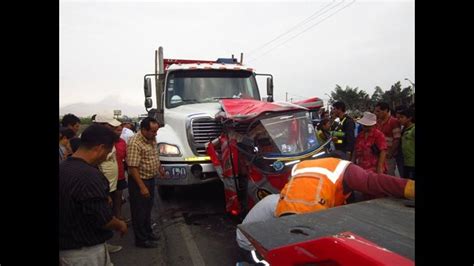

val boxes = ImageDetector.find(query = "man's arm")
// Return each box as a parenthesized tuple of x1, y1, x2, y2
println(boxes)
(104, 216, 128, 237)
(129, 166, 150, 198)
(79, 182, 125, 234)
(343, 163, 409, 199)
(127, 142, 150, 198)
(377, 150, 386, 174)
(376, 131, 388, 174)
(388, 120, 402, 158)
(388, 138, 400, 159)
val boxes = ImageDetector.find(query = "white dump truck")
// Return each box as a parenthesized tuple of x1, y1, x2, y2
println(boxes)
(143, 46, 275, 197)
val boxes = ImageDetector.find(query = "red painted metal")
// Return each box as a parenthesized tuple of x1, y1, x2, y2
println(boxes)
(218, 99, 307, 122)
(163, 58, 216, 70)
(266, 173, 290, 191)
(293, 97, 324, 111)
(255, 232, 414, 266)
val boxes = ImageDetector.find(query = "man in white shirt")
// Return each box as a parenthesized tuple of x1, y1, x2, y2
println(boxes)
(120, 118, 135, 144)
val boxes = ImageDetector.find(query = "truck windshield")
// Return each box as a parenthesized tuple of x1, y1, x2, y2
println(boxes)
(165, 70, 260, 108)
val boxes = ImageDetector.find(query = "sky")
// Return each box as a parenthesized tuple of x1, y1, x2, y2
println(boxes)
(60, 0, 414, 114)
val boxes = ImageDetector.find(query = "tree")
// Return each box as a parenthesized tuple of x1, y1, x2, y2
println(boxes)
(330, 85, 371, 114)
(400, 86, 414, 107)
(371, 86, 384, 103)
(380, 81, 414, 110)
(80, 116, 94, 125)
(327, 81, 414, 115)
(357, 90, 372, 112)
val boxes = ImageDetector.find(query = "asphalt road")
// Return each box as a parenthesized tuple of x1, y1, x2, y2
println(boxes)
(109, 180, 241, 266)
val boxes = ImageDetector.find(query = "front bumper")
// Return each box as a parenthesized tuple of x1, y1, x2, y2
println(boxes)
(155, 161, 219, 186)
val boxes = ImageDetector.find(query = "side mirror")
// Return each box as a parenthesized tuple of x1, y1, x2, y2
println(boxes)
(145, 98, 153, 108)
(144, 78, 152, 98)
(266, 77, 273, 99)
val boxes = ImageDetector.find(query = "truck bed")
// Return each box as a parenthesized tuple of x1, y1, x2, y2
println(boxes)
(238, 197, 415, 261)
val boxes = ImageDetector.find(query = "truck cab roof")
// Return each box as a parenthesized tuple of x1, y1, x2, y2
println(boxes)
(167, 62, 254, 72)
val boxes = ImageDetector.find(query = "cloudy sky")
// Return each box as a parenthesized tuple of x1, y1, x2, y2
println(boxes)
(60, 0, 414, 114)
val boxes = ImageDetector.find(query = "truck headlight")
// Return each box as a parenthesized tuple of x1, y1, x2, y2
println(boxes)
(158, 143, 181, 156)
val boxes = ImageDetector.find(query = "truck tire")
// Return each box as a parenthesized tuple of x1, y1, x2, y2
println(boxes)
(158, 185, 174, 200)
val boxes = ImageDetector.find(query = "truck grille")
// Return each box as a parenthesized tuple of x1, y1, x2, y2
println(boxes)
(191, 118, 223, 155)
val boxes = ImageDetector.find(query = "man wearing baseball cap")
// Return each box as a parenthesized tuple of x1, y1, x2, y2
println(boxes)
(94, 114, 122, 128)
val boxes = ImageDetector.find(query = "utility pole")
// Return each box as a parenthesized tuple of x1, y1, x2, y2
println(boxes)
(286, 92, 288, 102)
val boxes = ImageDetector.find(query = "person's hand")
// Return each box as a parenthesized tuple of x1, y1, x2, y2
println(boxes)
(159, 166, 165, 177)
(140, 186, 150, 198)
(107, 196, 112, 205)
(116, 220, 128, 237)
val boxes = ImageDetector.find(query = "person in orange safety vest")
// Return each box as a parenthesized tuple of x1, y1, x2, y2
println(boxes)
(235, 155, 415, 264)
(275, 157, 414, 217)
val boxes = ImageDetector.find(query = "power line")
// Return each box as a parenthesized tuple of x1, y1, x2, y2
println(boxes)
(247, 0, 347, 62)
(247, 0, 345, 61)
(247, 0, 356, 64)
(246, 0, 337, 57)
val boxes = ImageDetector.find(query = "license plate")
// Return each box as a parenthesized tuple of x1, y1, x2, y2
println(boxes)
(163, 166, 187, 179)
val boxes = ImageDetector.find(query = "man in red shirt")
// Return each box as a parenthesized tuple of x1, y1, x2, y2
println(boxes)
(374, 102, 401, 176)
(353, 112, 387, 174)
(114, 126, 128, 222)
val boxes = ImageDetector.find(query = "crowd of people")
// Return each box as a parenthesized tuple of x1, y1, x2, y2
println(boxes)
(59, 113, 163, 265)
(58, 99, 415, 265)
(315, 101, 415, 180)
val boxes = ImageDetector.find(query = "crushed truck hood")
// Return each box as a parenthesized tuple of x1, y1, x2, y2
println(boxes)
(217, 99, 308, 122)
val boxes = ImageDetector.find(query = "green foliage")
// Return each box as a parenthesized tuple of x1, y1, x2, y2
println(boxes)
(80, 116, 93, 125)
(328, 81, 414, 113)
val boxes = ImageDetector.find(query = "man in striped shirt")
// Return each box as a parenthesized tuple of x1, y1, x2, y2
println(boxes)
(59, 124, 128, 265)
(374, 102, 402, 176)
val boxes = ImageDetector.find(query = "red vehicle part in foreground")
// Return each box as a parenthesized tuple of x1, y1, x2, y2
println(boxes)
(255, 232, 414, 266)
(238, 198, 415, 266)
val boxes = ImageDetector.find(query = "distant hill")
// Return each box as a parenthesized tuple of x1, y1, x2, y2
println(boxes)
(60, 97, 145, 118)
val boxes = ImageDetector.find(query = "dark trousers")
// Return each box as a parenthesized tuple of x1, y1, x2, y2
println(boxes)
(128, 177, 155, 243)
(404, 166, 415, 180)
(395, 151, 404, 177)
